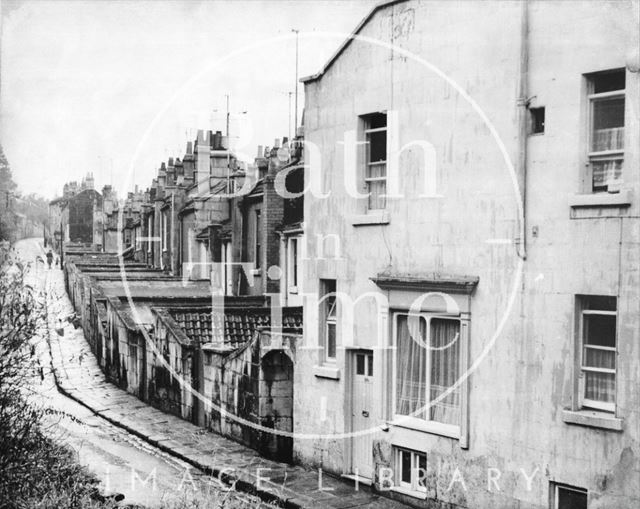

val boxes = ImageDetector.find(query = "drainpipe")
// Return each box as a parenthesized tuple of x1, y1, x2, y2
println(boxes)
(516, 0, 529, 260)
(171, 191, 175, 275)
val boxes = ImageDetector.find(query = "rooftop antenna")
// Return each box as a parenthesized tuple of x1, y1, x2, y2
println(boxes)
(291, 29, 299, 134)
(287, 91, 293, 141)
(226, 94, 231, 194)
(215, 94, 248, 195)
(278, 91, 293, 141)
(226, 93, 230, 137)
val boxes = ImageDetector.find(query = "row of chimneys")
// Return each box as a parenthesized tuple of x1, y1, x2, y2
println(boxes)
(134, 127, 305, 199)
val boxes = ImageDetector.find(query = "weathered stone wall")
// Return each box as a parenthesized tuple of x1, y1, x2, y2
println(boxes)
(202, 342, 261, 450)
(259, 350, 293, 462)
(298, 1, 640, 507)
(147, 316, 194, 421)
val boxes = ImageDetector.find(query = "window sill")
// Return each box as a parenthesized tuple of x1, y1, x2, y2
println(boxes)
(312, 364, 340, 380)
(568, 189, 632, 208)
(562, 409, 623, 431)
(389, 415, 460, 440)
(390, 486, 427, 500)
(350, 211, 390, 226)
(341, 474, 372, 487)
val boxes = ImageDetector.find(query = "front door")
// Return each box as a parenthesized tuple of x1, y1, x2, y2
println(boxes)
(350, 350, 374, 480)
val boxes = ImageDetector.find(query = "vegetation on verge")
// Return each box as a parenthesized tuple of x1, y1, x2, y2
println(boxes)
(0, 245, 105, 508)
(0, 245, 279, 508)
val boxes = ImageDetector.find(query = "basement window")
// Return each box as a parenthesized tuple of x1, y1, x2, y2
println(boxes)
(394, 448, 427, 495)
(552, 483, 587, 509)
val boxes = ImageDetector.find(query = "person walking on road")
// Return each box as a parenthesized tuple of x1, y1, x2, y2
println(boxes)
(46, 250, 53, 269)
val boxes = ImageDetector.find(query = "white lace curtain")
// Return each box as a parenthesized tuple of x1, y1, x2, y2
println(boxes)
(395, 315, 461, 425)
(396, 315, 426, 418)
(585, 370, 615, 403)
(429, 318, 460, 425)
(583, 348, 615, 403)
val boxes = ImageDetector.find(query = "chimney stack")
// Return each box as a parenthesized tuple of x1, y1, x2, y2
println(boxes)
(196, 129, 211, 196)
(213, 131, 222, 150)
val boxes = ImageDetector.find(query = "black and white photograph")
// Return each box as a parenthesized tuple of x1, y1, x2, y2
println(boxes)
(0, 1, 639, 508)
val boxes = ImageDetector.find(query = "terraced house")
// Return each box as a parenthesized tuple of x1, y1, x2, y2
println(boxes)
(48, 1, 639, 507)
(58, 123, 308, 463)
(296, 1, 639, 508)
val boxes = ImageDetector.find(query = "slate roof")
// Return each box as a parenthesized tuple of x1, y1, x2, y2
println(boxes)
(169, 306, 303, 347)
(98, 280, 212, 299)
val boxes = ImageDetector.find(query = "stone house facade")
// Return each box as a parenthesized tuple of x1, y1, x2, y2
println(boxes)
(297, 1, 639, 508)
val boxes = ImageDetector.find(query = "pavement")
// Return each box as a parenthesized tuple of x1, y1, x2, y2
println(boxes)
(18, 239, 264, 508)
(41, 245, 409, 509)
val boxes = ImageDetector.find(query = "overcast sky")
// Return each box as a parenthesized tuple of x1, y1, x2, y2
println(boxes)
(0, 0, 376, 199)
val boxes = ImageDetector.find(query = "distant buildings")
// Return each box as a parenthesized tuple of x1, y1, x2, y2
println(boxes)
(57, 125, 306, 463)
(55, 1, 640, 508)
(49, 172, 103, 251)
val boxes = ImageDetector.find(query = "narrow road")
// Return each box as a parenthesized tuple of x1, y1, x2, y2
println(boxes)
(15, 238, 259, 508)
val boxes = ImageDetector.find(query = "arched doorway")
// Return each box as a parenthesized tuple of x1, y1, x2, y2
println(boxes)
(259, 350, 293, 462)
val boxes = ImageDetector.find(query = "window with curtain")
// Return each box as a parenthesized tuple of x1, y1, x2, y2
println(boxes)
(395, 313, 461, 426)
(579, 295, 617, 412)
(361, 112, 387, 210)
(587, 69, 625, 193)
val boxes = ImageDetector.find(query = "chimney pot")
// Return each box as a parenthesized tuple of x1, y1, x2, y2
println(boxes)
(274, 138, 280, 148)
(196, 129, 210, 146)
(213, 131, 222, 150)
